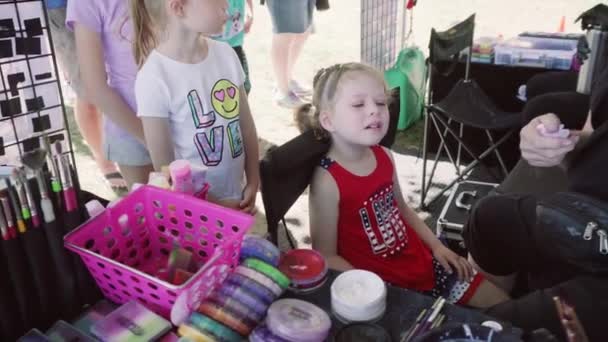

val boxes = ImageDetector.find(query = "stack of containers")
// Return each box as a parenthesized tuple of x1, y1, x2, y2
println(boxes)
(177, 235, 289, 341)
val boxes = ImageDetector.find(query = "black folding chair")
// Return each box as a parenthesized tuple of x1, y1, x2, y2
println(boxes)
(420, 14, 522, 209)
(259, 130, 330, 249)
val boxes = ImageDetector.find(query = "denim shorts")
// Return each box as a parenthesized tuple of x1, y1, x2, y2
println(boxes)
(266, 0, 315, 34)
(103, 130, 151, 166)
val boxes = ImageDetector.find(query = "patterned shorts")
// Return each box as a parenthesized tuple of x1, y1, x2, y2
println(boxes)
(424, 258, 484, 305)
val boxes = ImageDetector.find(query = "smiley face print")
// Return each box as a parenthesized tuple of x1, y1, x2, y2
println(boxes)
(211, 79, 239, 119)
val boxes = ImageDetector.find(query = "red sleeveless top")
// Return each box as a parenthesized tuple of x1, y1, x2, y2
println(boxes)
(322, 146, 434, 290)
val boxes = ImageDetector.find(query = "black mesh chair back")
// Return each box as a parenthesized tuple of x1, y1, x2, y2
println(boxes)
(260, 130, 329, 248)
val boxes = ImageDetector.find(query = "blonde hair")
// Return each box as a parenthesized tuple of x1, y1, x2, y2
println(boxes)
(130, 0, 167, 68)
(294, 62, 389, 140)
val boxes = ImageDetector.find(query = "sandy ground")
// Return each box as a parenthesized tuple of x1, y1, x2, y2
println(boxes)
(70, 0, 600, 248)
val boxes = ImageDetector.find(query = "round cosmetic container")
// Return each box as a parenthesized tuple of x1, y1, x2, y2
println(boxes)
(278, 249, 328, 294)
(266, 299, 331, 342)
(330, 270, 387, 323)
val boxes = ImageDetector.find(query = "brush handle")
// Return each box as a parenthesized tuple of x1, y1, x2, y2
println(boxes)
(51, 179, 62, 193)
(41, 198, 55, 223)
(6, 225, 17, 239)
(17, 219, 26, 233)
(63, 187, 78, 212)
(31, 214, 41, 228)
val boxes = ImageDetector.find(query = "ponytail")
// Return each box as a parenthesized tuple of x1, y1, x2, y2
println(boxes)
(130, 0, 158, 68)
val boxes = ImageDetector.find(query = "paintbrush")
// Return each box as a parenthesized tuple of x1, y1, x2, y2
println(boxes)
(0, 195, 17, 239)
(17, 167, 40, 227)
(41, 135, 62, 194)
(406, 297, 442, 341)
(402, 308, 428, 342)
(53, 141, 77, 212)
(10, 171, 31, 221)
(3, 178, 26, 233)
(0, 198, 8, 240)
(430, 314, 445, 329)
(417, 298, 446, 337)
(22, 149, 55, 223)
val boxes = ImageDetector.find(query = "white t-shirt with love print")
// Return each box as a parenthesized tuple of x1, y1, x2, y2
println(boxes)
(135, 39, 246, 201)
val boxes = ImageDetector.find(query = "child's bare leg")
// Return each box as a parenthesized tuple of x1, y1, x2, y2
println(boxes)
(466, 279, 510, 308)
(469, 255, 517, 294)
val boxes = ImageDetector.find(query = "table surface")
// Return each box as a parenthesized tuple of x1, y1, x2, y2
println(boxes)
(285, 270, 523, 341)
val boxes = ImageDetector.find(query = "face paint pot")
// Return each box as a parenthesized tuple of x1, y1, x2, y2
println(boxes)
(248, 324, 288, 342)
(330, 270, 387, 323)
(265, 299, 331, 342)
(239, 235, 281, 267)
(278, 249, 328, 294)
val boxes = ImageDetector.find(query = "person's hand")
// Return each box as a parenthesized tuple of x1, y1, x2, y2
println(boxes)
(244, 13, 253, 34)
(215, 198, 241, 211)
(554, 296, 589, 342)
(239, 182, 258, 215)
(432, 244, 474, 282)
(520, 113, 580, 167)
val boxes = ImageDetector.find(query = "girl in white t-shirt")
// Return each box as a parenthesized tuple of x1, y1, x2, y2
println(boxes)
(131, 0, 259, 214)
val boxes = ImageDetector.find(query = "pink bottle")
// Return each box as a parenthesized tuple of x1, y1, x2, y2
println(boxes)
(169, 160, 194, 195)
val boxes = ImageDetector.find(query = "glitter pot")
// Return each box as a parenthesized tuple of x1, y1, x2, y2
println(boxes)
(278, 249, 328, 293)
(242, 258, 291, 289)
(197, 301, 256, 336)
(240, 235, 281, 266)
(225, 272, 278, 304)
(330, 270, 387, 323)
(189, 312, 242, 342)
(235, 265, 284, 297)
(206, 286, 268, 323)
(334, 323, 391, 342)
(248, 324, 288, 342)
(266, 299, 331, 342)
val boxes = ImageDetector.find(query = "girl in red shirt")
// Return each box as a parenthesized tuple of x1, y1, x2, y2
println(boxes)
(299, 63, 509, 307)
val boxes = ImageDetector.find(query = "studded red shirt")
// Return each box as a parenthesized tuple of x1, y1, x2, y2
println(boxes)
(321, 146, 434, 291)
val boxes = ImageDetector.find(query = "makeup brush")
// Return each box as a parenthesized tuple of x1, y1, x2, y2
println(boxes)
(0, 198, 8, 240)
(3, 178, 26, 233)
(10, 170, 30, 221)
(0, 195, 17, 239)
(53, 142, 77, 212)
(22, 149, 55, 223)
(17, 167, 40, 227)
(41, 135, 62, 194)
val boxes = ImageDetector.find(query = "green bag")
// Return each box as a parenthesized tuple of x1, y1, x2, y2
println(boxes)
(384, 47, 427, 130)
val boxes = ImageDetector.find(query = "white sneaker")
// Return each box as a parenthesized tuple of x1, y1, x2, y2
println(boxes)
(289, 80, 313, 97)
(273, 90, 307, 109)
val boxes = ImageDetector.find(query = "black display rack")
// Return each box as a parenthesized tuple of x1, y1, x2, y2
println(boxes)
(0, 0, 76, 174)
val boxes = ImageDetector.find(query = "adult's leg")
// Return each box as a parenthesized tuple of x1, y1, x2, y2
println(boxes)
(521, 91, 590, 129)
(464, 194, 538, 293)
(526, 71, 579, 100)
(287, 29, 311, 84)
(271, 33, 295, 94)
(486, 276, 608, 341)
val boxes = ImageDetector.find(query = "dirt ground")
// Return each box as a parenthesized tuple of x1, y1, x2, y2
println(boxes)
(70, 0, 599, 247)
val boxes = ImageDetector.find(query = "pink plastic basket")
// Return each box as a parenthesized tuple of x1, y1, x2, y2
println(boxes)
(64, 185, 253, 323)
